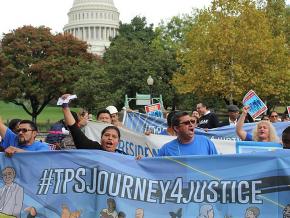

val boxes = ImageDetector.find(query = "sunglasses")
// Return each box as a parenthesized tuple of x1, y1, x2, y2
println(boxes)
(179, 119, 197, 126)
(16, 128, 34, 133)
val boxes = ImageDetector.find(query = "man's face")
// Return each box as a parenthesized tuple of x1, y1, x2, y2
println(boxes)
(2, 168, 15, 185)
(228, 111, 239, 120)
(111, 113, 119, 123)
(98, 113, 112, 123)
(269, 112, 279, 123)
(17, 123, 37, 145)
(175, 115, 196, 141)
(196, 104, 206, 115)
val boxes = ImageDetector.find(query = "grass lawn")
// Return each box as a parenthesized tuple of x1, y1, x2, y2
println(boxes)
(0, 101, 79, 130)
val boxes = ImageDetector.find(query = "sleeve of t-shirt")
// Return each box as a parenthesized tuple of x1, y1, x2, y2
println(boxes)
(68, 123, 102, 150)
(157, 146, 165, 156)
(245, 133, 253, 141)
(207, 138, 218, 155)
(1, 128, 17, 149)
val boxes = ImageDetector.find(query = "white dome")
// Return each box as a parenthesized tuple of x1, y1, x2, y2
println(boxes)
(64, 0, 119, 56)
(73, 0, 115, 6)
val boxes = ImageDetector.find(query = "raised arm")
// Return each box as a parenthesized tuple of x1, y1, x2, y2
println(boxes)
(61, 94, 76, 126)
(60, 94, 102, 150)
(236, 106, 249, 141)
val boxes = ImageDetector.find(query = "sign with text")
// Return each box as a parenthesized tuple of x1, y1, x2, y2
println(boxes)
(242, 90, 267, 119)
(145, 103, 163, 118)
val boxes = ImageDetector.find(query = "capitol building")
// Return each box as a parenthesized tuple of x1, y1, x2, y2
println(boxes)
(63, 0, 120, 56)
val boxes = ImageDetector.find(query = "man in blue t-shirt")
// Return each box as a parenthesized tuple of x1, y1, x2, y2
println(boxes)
(0, 118, 49, 155)
(158, 111, 217, 156)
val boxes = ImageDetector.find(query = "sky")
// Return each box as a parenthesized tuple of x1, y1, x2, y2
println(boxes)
(0, 0, 212, 35)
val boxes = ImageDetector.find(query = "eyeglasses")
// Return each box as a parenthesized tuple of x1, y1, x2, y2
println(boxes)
(16, 128, 34, 133)
(179, 119, 197, 126)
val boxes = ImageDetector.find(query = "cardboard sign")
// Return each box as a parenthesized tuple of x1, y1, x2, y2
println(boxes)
(242, 90, 267, 119)
(145, 103, 163, 118)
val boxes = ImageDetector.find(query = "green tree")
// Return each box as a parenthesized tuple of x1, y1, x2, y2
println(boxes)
(103, 17, 177, 109)
(0, 26, 95, 122)
(172, 0, 289, 107)
(72, 60, 112, 114)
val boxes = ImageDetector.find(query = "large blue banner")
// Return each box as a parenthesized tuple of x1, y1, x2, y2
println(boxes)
(0, 149, 290, 217)
(123, 112, 289, 140)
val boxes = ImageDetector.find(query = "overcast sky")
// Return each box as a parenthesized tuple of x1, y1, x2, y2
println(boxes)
(0, 0, 213, 35)
(1, 0, 289, 35)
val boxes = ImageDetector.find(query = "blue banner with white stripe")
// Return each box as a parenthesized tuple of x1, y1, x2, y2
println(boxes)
(123, 112, 289, 140)
(0, 149, 290, 217)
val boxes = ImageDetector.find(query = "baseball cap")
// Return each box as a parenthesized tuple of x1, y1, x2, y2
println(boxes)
(106, 106, 118, 114)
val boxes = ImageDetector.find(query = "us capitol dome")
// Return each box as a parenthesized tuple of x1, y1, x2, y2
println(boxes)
(63, 0, 120, 56)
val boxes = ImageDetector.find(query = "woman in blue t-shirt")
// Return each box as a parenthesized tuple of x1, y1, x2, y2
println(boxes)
(236, 106, 279, 142)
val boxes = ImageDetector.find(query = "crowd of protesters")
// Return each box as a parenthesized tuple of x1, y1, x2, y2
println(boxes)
(0, 95, 289, 157)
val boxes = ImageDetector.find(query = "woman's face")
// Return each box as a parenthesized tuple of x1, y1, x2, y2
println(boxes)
(257, 123, 270, 141)
(101, 129, 119, 152)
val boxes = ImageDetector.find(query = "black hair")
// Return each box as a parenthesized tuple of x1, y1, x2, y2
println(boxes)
(97, 109, 111, 119)
(19, 120, 38, 131)
(101, 126, 121, 139)
(197, 102, 208, 109)
(282, 126, 290, 148)
(172, 111, 189, 127)
(8, 119, 21, 132)
(167, 111, 178, 127)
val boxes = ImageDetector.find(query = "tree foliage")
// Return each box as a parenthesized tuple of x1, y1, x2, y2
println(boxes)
(0, 26, 95, 122)
(172, 0, 289, 107)
(103, 17, 177, 109)
(72, 60, 112, 114)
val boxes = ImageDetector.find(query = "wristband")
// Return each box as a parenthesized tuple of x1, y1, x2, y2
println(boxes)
(62, 103, 69, 108)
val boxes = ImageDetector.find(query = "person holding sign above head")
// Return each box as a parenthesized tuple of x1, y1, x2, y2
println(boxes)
(60, 94, 126, 154)
(157, 111, 217, 156)
(236, 106, 279, 142)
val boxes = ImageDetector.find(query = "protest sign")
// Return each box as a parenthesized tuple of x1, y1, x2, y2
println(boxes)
(0, 150, 290, 218)
(145, 103, 163, 118)
(242, 90, 267, 119)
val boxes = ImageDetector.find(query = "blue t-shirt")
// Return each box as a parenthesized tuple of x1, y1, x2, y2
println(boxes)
(157, 135, 218, 156)
(1, 128, 50, 151)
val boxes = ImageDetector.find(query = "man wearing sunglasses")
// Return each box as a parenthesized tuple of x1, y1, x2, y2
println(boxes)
(0, 119, 49, 155)
(157, 111, 218, 156)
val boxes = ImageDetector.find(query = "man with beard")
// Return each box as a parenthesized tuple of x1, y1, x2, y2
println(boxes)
(0, 119, 49, 155)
